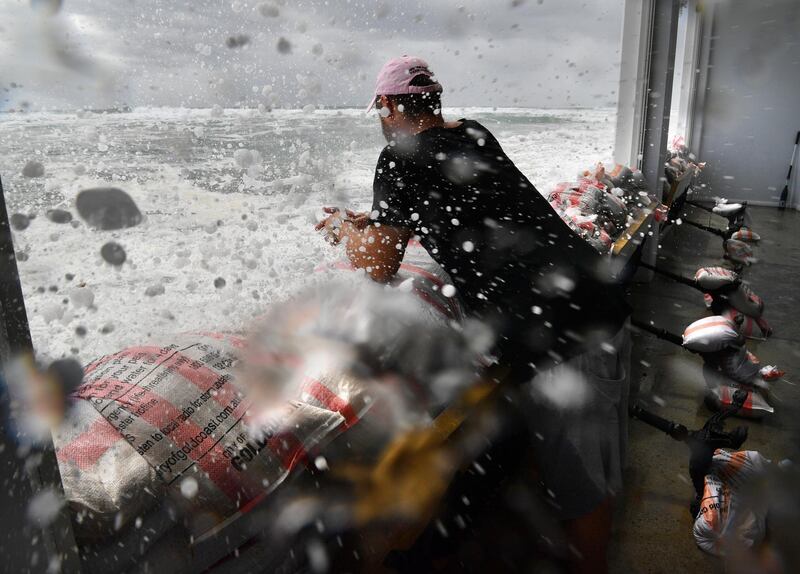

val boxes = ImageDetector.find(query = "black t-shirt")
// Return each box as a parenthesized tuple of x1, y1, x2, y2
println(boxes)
(371, 119, 629, 369)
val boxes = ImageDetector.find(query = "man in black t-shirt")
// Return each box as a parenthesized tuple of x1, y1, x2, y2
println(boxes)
(317, 56, 628, 370)
(315, 56, 630, 572)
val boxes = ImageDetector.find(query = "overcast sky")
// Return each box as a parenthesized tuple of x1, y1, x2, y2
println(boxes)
(0, 0, 624, 110)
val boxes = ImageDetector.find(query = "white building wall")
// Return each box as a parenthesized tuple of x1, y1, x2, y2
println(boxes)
(693, 0, 800, 207)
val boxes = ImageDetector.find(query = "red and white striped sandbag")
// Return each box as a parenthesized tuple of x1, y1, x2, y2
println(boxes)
(598, 191, 628, 231)
(548, 180, 605, 213)
(654, 203, 669, 223)
(576, 177, 608, 194)
(725, 283, 764, 318)
(54, 332, 346, 541)
(712, 202, 745, 217)
(705, 387, 773, 419)
(693, 450, 769, 555)
(682, 316, 743, 353)
(721, 308, 772, 339)
(53, 398, 163, 539)
(760, 365, 785, 381)
(548, 188, 582, 211)
(552, 207, 613, 254)
(729, 227, 760, 243)
(694, 267, 738, 291)
(716, 346, 762, 385)
(582, 162, 615, 192)
(724, 239, 756, 266)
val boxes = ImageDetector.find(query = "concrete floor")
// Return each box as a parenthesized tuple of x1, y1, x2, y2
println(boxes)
(608, 205, 800, 573)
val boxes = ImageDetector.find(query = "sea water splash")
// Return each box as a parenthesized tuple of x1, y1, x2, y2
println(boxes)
(0, 107, 616, 361)
(239, 278, 490, 431)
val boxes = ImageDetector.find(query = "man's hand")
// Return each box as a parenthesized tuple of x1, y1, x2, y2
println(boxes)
(315, 207, 370, 244)
(314, 206, 411, 283)
(314, 206, 345, 244)
(343, 208, 370, 229)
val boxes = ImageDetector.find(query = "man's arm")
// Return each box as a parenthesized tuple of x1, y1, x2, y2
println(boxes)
(316, 208, 412, 283)
(341, 220, 412, 283)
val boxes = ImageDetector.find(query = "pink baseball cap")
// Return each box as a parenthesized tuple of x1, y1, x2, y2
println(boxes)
(366, 56, 442, 112)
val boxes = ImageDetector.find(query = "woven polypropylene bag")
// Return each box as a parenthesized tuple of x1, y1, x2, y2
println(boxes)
(716, 346, 762, 385)
(712, 203, 745, 217)
(548, 184, 605, 214)
(725, 284, 764, 318)
(54, 332, 347, 540)
(724, 239, 756, 266)
(53, 243, 466, 571)
(57, 242, 462, 539)
(721, 307, 772, 339)
(693, 450, 769, 555)
(694, 267, 738, 291)
(598, 192, 628, 232)
(729, 228, 760, 243)
(550, 206, 613, 254)
(705, 386, 773, 419)
(683, 316, 743, 353)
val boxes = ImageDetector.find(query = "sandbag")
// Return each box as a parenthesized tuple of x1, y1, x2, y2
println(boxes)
(705, 386, 773, 418)
(579, 164, 613, 192)
(548, 167, 656, 248)
(57, 240, 463, 557)
(611, 166, 650, 202)
(54, 332, 348, 541)
(724, 239, 757, 266)
(693, 449, 769, 555)
(597, 191, 628, 233)
(721, 307, 772, 339)
(548, 175, 629, 251)
(716, 346, 762, 385)
(549, 205, 613, 254)
(694, 266, 738, 291)
(729, 227, 760, 243)
(713, 202, 745, 217)
(724, 283, 764, 318)
(54, 398, 166, 538)
(609, 164, 633, 188)
(682, 316, 743, 353)
(548, 180, 606, 214)
(695, 267, 765, 322)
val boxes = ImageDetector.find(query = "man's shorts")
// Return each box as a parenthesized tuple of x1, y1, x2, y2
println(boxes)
(523, 324, 632, 520)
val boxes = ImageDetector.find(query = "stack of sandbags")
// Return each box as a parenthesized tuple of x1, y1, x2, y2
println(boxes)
(547, 180, 614, 253)
(694, 267, 772, 339)
(682, 316, 783, 418)
(665, 135, 705, 185)
(584, 163, 652, 207)
(547, 163, 655, 253)
(54, 331, 348, 572)
(548, 163, 667, 253)
(55, 243, 467, 572)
